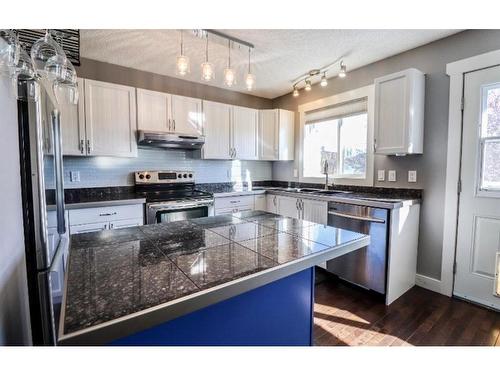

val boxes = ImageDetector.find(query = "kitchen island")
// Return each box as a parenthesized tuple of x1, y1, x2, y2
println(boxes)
(58, 211, 369, 345)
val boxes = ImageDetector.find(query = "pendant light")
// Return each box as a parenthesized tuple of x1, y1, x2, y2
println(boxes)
(320, 72, 328, 87)
(245, 47, 255, 91)
(200, 32, 214, 81)
(339, 60, 347, 78)
(224, 40, 235, 87)
(176, 30, 190, 76)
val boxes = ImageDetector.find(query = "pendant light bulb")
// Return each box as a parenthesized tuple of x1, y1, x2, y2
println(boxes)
(224, 40, 236, 87)
(245, 48, 255, 91)
(293, 86, 299, 97)
(320, 73, 328, 87)
(176, 30, 190, 76)
(339, 60, 347, 78)
(201, 33, 214, 81)
(305, 79, 312, 91)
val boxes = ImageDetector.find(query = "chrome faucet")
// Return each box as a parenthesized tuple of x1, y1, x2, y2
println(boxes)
(322, 160, 329, 190)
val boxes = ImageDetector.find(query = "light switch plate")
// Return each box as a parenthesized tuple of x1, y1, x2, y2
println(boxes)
(70, 171, 80, 182)
(377, 170, 385, 181)
(408, 170, 417, 183)
(388, 170, 397, 182)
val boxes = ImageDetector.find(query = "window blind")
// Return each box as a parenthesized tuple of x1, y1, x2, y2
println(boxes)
(304, 97, 368, 124)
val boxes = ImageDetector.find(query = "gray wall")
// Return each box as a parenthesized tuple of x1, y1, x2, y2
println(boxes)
(272, 29, 500, 280)
(0, 77, 32, 345)
(76, 58, 274, 109)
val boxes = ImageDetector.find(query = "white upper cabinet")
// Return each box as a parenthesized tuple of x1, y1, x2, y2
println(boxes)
(374, 68, 425, 155)
(60, 77, 86, 155)
(84, 79, 137, 157)
(170, 94, 203, 135)
(136, 88, 169, 132)
(258, 109, 279, 160)
(258, 109, 295, 161)
(232, 105, 259, 160)
(202, 100, 232, 159)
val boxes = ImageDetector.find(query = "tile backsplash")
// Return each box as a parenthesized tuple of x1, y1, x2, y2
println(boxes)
(45, 148, 272, 189)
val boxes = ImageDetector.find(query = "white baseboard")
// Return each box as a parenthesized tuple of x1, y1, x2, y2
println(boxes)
(415, 273, 443, 294)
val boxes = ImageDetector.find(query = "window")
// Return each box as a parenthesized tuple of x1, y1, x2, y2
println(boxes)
(479, 84, 500, 191)
(303, 98, 368, 179)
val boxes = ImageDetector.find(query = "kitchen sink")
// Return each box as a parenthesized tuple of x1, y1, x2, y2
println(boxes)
(315, 190, 353, 195)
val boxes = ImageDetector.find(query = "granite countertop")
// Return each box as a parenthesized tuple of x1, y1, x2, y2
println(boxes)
(195, 183, 266, 197)
(58, 211, 369, 345)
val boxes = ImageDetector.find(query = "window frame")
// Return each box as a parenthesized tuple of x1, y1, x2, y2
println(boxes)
(298, 85, 375, 186)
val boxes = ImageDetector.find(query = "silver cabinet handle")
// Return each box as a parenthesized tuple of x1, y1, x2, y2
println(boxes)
(80, 139, 84, 154)
(327, 210, 386, 224)
(273, 195, 277, 206)
(230, 200, 240, 204)
(374, 138, 377, 152)
(86, 139, 91, 154)
(168, 119, 171, 131)
(99, 212, 117, 216)
(173, 119, 176, 131)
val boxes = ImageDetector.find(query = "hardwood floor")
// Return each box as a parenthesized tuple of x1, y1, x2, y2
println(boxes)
(314, 269, 500, 346)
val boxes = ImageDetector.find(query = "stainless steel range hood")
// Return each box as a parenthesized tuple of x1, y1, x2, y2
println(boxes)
(137, 130, 205, 150)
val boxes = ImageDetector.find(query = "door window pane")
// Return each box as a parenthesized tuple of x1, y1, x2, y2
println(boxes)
(481, 140, 500, 190)
(482, 85, 500, 137)
(339, 113, 368, 176)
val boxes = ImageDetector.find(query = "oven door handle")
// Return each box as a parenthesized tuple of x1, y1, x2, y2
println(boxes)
(148, 201, 214, 210)
(327, 210, 386, 224)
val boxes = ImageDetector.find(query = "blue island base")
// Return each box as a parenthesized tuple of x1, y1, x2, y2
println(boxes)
(112, 268, 315, 346)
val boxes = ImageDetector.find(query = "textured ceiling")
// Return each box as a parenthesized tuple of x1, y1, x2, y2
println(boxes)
(80, 29, 460, 99)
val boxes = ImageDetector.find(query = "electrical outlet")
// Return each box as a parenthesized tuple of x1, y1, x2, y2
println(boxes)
(408, 170, 417, 183)
(388, 170, 397, 182)
(377, 170, 385, 181)
(70, 171, 80, 182)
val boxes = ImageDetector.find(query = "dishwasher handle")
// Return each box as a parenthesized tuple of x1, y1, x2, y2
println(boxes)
(328, 210, 386, 224)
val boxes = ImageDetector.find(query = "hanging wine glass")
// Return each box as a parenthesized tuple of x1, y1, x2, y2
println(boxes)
(30, 29, 65, 76)
(10, 46, 36, 99)
(0, 29, 20, 76)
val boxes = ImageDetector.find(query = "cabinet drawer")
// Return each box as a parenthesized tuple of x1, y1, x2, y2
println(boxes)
(215, 205, 254, 215)
(68, 204, 143, 226)
(109, 218, 143, 229)
(214, 195, 255, 210)
(70, 222, 108, 235)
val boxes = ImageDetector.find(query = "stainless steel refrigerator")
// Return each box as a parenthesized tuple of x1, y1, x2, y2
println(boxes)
(17, 79, 68, 345)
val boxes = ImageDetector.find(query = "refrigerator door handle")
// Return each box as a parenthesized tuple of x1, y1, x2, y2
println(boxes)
(52, 109, 66, 235)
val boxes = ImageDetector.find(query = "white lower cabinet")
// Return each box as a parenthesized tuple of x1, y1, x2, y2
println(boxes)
(265, 194, 328, 225)
(214, 195, 254, 215)
(68, 204, 144, 234)
(276, 196, 300, 219)
(302, 199, 328, 224)
(254, 194, 267, 211)
(266, 194, 278, 214)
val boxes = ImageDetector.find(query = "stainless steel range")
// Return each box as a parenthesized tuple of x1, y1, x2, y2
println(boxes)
(135, 170, 214, 224)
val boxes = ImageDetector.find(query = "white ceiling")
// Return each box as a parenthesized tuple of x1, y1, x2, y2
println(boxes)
(80, 29, 460, 99)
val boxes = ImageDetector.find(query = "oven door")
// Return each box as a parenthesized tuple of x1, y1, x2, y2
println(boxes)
(146, 200, 213, 224)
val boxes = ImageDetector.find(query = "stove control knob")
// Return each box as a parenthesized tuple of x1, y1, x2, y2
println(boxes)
(138, 174, 144, 180)
(145, 174, 151, 180)
(188, 173, 193, 178)
(183, 173, 188, 178)
(178, 174, 182, 178)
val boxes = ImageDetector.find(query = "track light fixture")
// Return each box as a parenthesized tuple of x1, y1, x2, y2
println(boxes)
(293, 85, 299, 97)
(291, 58, 347, 97)
(320, 73, 328, 87)
(339, 60, 347, 78)
(305, 79, 312, 91)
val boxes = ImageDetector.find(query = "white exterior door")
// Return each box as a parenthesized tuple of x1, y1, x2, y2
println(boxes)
(454, 65, 500, 310)
(202, 100, 231, 159)
(170, 94, 203, 135)
(232, 106, 259, 160)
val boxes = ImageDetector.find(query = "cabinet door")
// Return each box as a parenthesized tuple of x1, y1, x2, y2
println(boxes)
(109, 218, 143, 229)
(259, 109, 278, 160)
(136, 88, 169, 132)
(84, 79, 137, 157)
(254, 194, 267, 211)
(69, 222, 108, 235)
(266, 194, 278, 214)
(232, 106, 258, 160)
(278, 109, 295, 161)
(170, 94, 203, 135)
(202, 100, 231, 159)
(277, 196, 299, 219)
(60, 77, 86, 155)
(302, 199, 328, 224)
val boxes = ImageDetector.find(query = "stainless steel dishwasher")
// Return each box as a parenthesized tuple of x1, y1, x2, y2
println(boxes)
(326, 202, 389, 294)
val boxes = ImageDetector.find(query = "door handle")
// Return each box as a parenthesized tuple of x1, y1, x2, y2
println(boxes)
(327, 210, 386, 224)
